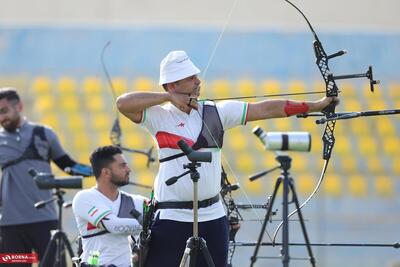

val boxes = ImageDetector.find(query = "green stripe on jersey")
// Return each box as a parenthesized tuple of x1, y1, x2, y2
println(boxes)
(87, 206, 96, 214)
(94, 210, 112, 226)
(141, 109, 147, 123)
(240, 103, 248, 125)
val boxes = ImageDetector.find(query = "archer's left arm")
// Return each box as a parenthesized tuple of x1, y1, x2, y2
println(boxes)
(246, 96, 338, 122)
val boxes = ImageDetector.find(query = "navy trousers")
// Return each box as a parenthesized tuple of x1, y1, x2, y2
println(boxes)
(145, 216, 229, 267)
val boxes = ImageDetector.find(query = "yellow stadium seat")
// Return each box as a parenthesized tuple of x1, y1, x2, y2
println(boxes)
(72, 133, 90, 152)
(83, 77, 102, 95)
(388, 83, 400, 99)
(92, 113, 111, 131)
(83, 177, 97, 189)
(350, 119, 370, 136)
(340, 82, 357, 98)
(131, 154, 149, 171)
(124, 132, 146, 149)
(288, 80, 306, 93)
(357, 136, 377, 156)
(330, 120, 345, 136)
(238, 79, 256, 97)
(340, 155, 358, 174)
(87, 94, 106, 112)
(376, 117, 397, 137)
(57, 77, 76, 95)
(119, 114, 134, 129)
(382, 137, 400, 157)
(323, 173, 341, 197)
(59, 95, 79, 112)
(260, 80, 281, 95)
(290, 153, 308, 173)
(32, 77, 52, 95)
(348, 174, 368, 197)
(227, 130, 248, 152)
(40, 114, 60, 131)
(262, 153, 280, 168)
(133, 77, 155, 92)
(136, 170, 154, 189)
(367, 99, 388, 110)
(343, 99, 363, 111)
(312, 138, 324, 160)
(296, 174, 314, 195)
(374, 175, 394, 197)
(271, 118, 292, 131)
(112, 77, 128, 96)
(299, 119, 319, 135)
(66, 113, 85, 132)
(235, 153, 255, 173)
(312, 80, 325, 93)
(34, 94, 55, 113)
(391, 156, 400, 175)
(211, 80, 231, 98)
(366, 156, 384, 174)
(96, 132, 112, 147)
(77, 153, 91, 164)
(334, 134, 352, 156)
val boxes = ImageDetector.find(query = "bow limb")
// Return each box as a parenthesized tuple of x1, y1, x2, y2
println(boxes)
(100, 42, 156, 168)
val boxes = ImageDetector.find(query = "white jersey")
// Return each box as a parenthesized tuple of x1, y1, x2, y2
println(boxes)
(141, 100, 248, 222)
(72, 188, 145, 267)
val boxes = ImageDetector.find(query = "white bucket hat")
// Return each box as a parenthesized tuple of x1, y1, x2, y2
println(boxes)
(159, 51, 200, 85)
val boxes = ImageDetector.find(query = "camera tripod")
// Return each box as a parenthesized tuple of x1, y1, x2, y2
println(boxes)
(35, 188, 75, 267)
(249, 155, 315, 267)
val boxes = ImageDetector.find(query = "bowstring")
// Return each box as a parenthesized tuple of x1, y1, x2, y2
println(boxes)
(200, 0, 239, 80)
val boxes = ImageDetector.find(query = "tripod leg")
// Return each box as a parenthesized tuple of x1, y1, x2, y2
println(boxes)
(40, 231, 73, 267)
(60, 232, 75, 258)
(289, 179, 316, 267)
(282, 174, 290, 267)
(53, 231, 67, 267)
(180, 237, 195, 267)
(189, 238, 198, 267)
(198, 238, 215, 267)
(40, 233, 57, 267)
(250, 177, 282, 267)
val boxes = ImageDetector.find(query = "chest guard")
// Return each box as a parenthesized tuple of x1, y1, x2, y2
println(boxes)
(159, 102, 224, 163)
(1, 125, 49, 170)
(119, 192, 143, 225)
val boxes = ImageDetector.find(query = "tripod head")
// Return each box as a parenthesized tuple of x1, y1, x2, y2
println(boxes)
(165, 140, 212, 186)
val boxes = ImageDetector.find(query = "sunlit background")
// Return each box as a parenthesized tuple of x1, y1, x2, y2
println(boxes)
(1, 0, 399, 266)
